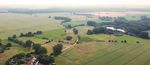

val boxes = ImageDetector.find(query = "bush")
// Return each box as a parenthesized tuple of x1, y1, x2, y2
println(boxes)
(25, 40, 33, 48)
(0, 43, 2, 46)
(38, 55, 55, 65)
(66, 36, 72, 41)
(73, 28, 78, 35)
(6, 43, 12, 47)
(136, 41, 140, 43)
(34, 46, 47, 54)
(0, 49, 4, 53)
(87, 30, 93, 35)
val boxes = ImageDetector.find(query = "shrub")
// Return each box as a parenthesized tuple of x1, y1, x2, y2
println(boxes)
(66, 36, 72, 41)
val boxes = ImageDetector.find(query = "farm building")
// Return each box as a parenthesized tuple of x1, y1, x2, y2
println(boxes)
(106, 27, 125, 33)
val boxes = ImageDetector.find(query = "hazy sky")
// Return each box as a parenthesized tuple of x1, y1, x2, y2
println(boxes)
(0, 0, 150, 8)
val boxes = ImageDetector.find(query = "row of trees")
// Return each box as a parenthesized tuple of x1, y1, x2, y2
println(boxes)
(54, 16, 72, 24)
(0, 43, 12, 53)
(65, 24, 85, 29)
(8, 36, 33, 48)
(99, 16, 115, 21)
(87, 21, 97, 27)
(87, 27, 106, 35)
(20, 31, 42, 37)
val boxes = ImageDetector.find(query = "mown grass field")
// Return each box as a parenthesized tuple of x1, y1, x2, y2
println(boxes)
(56, 41, 150, 65)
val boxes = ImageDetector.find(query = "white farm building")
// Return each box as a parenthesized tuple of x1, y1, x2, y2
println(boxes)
(106, 27, 125, 33)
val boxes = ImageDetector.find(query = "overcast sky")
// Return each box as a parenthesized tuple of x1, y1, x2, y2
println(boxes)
(0, 0, 150, 8)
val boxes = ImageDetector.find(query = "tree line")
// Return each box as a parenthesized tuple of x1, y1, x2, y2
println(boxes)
(54, 16, 72, 24)
(99, 16, 115, 21)
(0, 42, 12, 53)
(87, 16, 150, 39)
(8, 35, 33, 48)
(20, 31, 42, 37)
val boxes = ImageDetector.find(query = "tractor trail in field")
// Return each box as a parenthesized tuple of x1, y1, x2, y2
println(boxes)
(83, 44, 125, 65)
(61, 43, 115, 62)
(143, 59, 150, 65)
(103, 45, 142, 65)
(123, 47, 150, 65)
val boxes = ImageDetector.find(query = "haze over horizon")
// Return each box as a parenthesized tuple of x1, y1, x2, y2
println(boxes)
(0, 0, 150, 9)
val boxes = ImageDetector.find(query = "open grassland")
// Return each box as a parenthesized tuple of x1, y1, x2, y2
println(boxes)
(82, 34, 150, 43)
(56, 42, 150, 65)
(0, 13, 64, 38)
(18, 37, 48, 44)
(35, 29, 66, 40)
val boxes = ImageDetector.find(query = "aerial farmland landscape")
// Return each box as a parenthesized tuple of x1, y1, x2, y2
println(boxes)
(1, 0, 150, 65)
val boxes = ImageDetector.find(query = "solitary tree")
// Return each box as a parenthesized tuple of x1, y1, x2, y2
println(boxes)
(124, 40, 127, 43)
(6, 43, 12, 47)
(33, 44, 41, 50)
(52, 44, 63, 56)
(34, 46, 47, 54)
(73, 28, 78, 35)
(12, 35, 17, 39)
(25, 40, 33, 48)
(20, 33, 24, 37)
(38, 54, 55, 65)
(87, 30, 93, 35)
(0, 43, 2, 46)
(136, 41, 140, 43)
(66, 36, 72, 41)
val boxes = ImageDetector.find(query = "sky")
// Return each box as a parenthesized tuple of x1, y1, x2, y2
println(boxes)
(0, 0, 150, 8)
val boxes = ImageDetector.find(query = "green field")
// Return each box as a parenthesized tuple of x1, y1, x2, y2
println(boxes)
(0, 13, 64, 38)
(55, 33, 150, 65)
(35, 29, 66, 40)
(56, 42, 150, 65)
